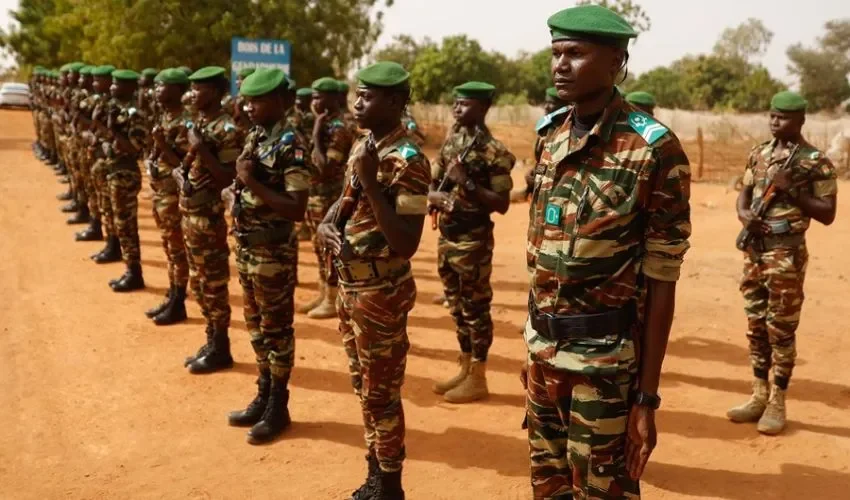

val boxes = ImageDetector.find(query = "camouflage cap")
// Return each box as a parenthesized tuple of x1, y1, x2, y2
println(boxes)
(91, 65, 116, 77)
(771, 91, 807, 113)
(312, 76, 338, 93)
(189, 66, 227, 82)
(625, 91, 656, 107)
(548, 5, 637, 48)
(155, 68, 190, 85)
(112, 69, 141, 81)
(356, 61, 409, 88)
(240, 68, 288, 97)
(454, 81, 496, 100)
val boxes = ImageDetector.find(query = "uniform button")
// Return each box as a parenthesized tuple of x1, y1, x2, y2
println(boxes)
(597, 466, 605, 474)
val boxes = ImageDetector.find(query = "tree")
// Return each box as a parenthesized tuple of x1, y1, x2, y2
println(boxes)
(727, 67, 785, 112)
(713, 18, 773, 63)
(373, 35, 435, 72)
(674, 55, 750, 110)
(787, 19, 850, 112)
(408, 35, 502, 103)
(576, 0, 651, 34)
(625, 67, 689, 108)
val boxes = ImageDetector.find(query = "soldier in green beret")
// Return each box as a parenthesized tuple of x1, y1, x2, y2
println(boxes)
(316, 61, 431, 500)
(178, 66, 245, 374)
(336, 80, 358, 133)
(430, 81, 516, 404)
(625, 90, 656, 115)
(225, 68, 311, 444)
(229, 67, 255, 133)
(524, 5, 692, 497)
(63, 63, 92, 226)
(56, 65, 79, 215)
(74, 65, 105, 242)
(728, 91, 838, 435)
(518, 86, 572, 204)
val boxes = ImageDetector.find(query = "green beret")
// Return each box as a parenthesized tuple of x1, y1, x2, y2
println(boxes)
(79, 65, 94, 75)
(357, 61, 409, 88)
(545, 87, 560, 101)
(59, 63, 71, 73)
(771, 91, 807, 112)
(67, 62, 86, 72)
(91, 65, 116, 77)
(238, 67, 256, 79)
(337, 80, 350, 93)
(312, 76, 339, 93)
(178, 66, 192, 75)
(240, 68, 288, 97)
(189, 66, 227, 81)
(155, 68, 190, 85)
(112, 69, 140, 81)
(454, 81, 496, 100)
(548, 5, 637, 48)
(141, 68, 159, 77)
(296, 88, 313, 98)
(625, 91, 656, 107)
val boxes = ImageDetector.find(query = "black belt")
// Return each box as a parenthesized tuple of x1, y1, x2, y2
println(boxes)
(528, 293, 636, 341)
(234, 225, 293, 247)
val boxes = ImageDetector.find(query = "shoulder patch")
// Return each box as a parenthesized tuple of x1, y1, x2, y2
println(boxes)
(810, 151, 822, 160)
(397, 142, 420, 160)
(535, 106, 569, 134)
(223, 123, 236, 132)
(329, 118, 344, 129)
(281, 131, 295, 145)
(627, 112, 668, 145)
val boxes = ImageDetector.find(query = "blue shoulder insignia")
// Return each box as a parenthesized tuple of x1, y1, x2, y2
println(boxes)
(627, 112, 668, 145)
(281, 131, 295, 145)
(535, 106, 569, 134)
(330, 118, 344, 129)
(223, 123, 236, 133)
(397, 142, 420, 160)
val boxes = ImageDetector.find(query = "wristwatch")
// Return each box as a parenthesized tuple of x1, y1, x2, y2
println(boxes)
(464, 179, 477, 192)
(634, 392, 661, 410)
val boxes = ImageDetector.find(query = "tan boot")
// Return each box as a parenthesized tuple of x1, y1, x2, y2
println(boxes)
(444, 359, 489, 404)
(757, 386, 787, 435)
(308, 286, 338, 319)
(432, 353, 472, 395)
(726, 378, 769, 423)
(297, 283, 324, 314)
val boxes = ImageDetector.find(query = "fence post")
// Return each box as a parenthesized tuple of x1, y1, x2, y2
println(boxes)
(696, 126, 704, 180)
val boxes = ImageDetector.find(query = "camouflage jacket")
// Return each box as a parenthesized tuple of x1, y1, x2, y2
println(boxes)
(138, 86, 158, 127)
(311, 110, 354, 198)
(434, 124, 515, 241)
(107, 97, 149, 162)
(526, 92, 691, 374)
(152, 108, 192, 175)
(743, 138, 837, 235)
(90, 96, 115, 156)
(186, 110, 244, 193)
(235, 119, 311, 234)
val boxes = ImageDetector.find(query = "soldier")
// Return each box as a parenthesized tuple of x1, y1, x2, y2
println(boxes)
(429, 81, 515, 404)
(317, 61, 430, 500)
(176, 66, 244, 374)
(56, 64, 79, 216)
(337, 80, 358, 132)
(727, 91, 838, 435)
(74, 65, 105, 242)
(225, 68, 310, 444)
(64, 62, 92, 226)
(230, 67, 254, 133)
(625, 91, 656, 116)
(525, 6, 691, 498)
(138, 68, 159, 120)
(143, 68, 193, 325)
(103, 69, 149, 292)
(298, 77, 355, 319)
(401, 106, 425, 146)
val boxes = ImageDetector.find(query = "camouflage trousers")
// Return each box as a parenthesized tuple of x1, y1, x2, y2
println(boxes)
(70, 141, 89, 207)
(181, 204, 231, 331)
(740, 246, 808, 389)
(526, 355, 640, 500)
(305, 195, 338, 286)
(39, 113, 54, 153)
(82, 148, 98, 219)
(92, 157, 114, 236)
(237, 240, 297, 380)
(107, 161, 142, 265)
(437, 233, 494, 361)
(338, 278, 416, 473)
(151, 183, 188, 287)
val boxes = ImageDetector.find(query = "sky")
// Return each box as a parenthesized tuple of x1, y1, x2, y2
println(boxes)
(1, 0, 848, 85)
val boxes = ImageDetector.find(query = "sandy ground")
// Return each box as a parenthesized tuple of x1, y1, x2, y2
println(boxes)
(1, 109, 849, 499)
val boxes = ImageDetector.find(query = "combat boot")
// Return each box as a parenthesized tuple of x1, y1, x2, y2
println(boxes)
(188, 327, 233, 374)
(307, 286, 338, 319)
(57, 189, 73, 201)
(444, 359, 489, 404)
(58, 174, 70, 184)
(61, 199, 79, 213)
(75, 218, 103, 241)
(432, 353, 472, 395)
(229, 369, 272, 427)
(145, 286, 173, 318)
(246, 376, 291, 444)
(726, 378, 769, 423)
(372, 469, 405, 500)
(757, 385, 787, 435)
(154, 286, 187, 325)
(349, 450, 380, 500)
(93, 236, 123, 264)
(66, 205, 91, 225)
(184, 324, 214, 367)
(297, 283, 325, 314)
(111, 262, 145, 292)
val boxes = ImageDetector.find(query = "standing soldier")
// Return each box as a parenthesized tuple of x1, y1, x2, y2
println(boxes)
(74, 64, 104, 242)
(138, 68, 159, 119)
(230, 67, 254, 133)
(625, 91, 656, 116)
(429, 81, 515, 404)
(298, 77, 354, 319)
(317, 61, 430, 500)
(295, 87, 315, 135)
(65, 62, 91, 226)
(226, 68, 310, 444)
(177, 66, 244, 374)
(525, 6, 691, 498)
(143, 68, 193, 325)
(727, 91, 838, 435)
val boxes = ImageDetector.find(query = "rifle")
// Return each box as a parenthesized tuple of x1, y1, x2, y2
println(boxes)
(231, 129, 265, 229)
(735, 143, 800, 251)
(429, 126, 482, 230)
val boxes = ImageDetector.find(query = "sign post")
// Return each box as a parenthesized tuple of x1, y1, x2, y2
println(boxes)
(229, 37, 292, 96)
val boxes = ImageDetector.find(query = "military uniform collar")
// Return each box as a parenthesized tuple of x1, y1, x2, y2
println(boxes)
(564, 89, 622, 145)
(374, 124, 408, 152)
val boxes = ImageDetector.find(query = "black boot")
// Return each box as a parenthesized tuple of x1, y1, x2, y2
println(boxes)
(184, 323, 214, 367)
(110, 262, 145, 292)
(93, 236, 123, 264)
(58, 175, 70, 184)
(61, 199, 79, 213)
(246, 377, 291, 444)
(153, 286, 187, 325)
(187, 327, 233, 374)
(55, 162, 67, 175)
(146, 286, 173, 318)
(372, 469, 405, 500)
(228, 370, 271, 427)
(67, 205, 91, 224)
(75, 219, 103, 241)
(350, 451, 380, 500)
(57, 189, 73, 201)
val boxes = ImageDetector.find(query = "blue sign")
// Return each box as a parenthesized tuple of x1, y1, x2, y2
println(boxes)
(229, 37, 292, 96)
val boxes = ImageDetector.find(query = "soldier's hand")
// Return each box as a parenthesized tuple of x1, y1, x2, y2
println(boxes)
(152, 126, 165, 145)
(317, 222, 342, 256)
(235, 159, 254, 184)
(738, 209, 768, 235)
(171, 168, 185, 190)
(428, 191, 454, 213)
(626, 404, 656, 481)
(354, 144, 380, 192)
(446, 159, 468, 184)
(773, 168, 794, 192)
(187, 127, 202, 148)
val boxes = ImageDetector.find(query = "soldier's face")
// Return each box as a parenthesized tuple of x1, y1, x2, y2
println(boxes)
(112, 80, 136, 100)
(354, 87, 390, 130)
(68, 72, 79, 86)
(551, 40, 622, 104)
(192, 82, 220, 110)
(312, 91, 336, 114)
(296, 96, 311, 111)
(770, 111, 804, 140)
(453, 97, 487, 127)
(156, 83, 183, 107)
(245, 93, 284, 126)
(93, 76, 111, 94)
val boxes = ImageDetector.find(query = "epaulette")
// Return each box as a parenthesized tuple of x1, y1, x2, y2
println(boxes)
(392, 140, 420, 161)
(281, 131, 295, 145)
(627, 112, 669, 145)
(329, 118, 344, 129)
(535, 106, 569, 135)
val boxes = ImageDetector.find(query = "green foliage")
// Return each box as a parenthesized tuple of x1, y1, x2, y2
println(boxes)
(407, 35, 503, 103)
(623, 67, 689, 108)
(713, 18, 773, 63)
(787, 19, 850, 112)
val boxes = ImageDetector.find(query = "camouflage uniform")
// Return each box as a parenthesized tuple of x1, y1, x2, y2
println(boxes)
(434, 125, 515, 361)
(336, 125, 431, 473)
(525, 93, 691, 498)
(91, 97, 116, 238)
(740, 140, 837, 388)
(69, 86, 90, 211)
(234, 121, 310, 380)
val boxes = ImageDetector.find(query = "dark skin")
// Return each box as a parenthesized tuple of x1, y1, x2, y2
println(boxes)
(234, 88, 307, 222)
(548, 38, 674, 481)
(428, 97, 509, 216)
(184, 80, 235, 189)
(108, 79, 140, 155)
(150, 82, 188, 167)
(311, 90, 342, 178)
(296, 95, 311, 113)
(737, 111, 837, 231)
(316, 86, 425, 260)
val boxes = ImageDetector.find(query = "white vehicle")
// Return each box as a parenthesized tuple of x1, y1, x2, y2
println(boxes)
(0, 82, 31, 109)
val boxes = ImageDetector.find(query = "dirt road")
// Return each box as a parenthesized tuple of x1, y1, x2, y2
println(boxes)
(1, 110, 848, 499)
